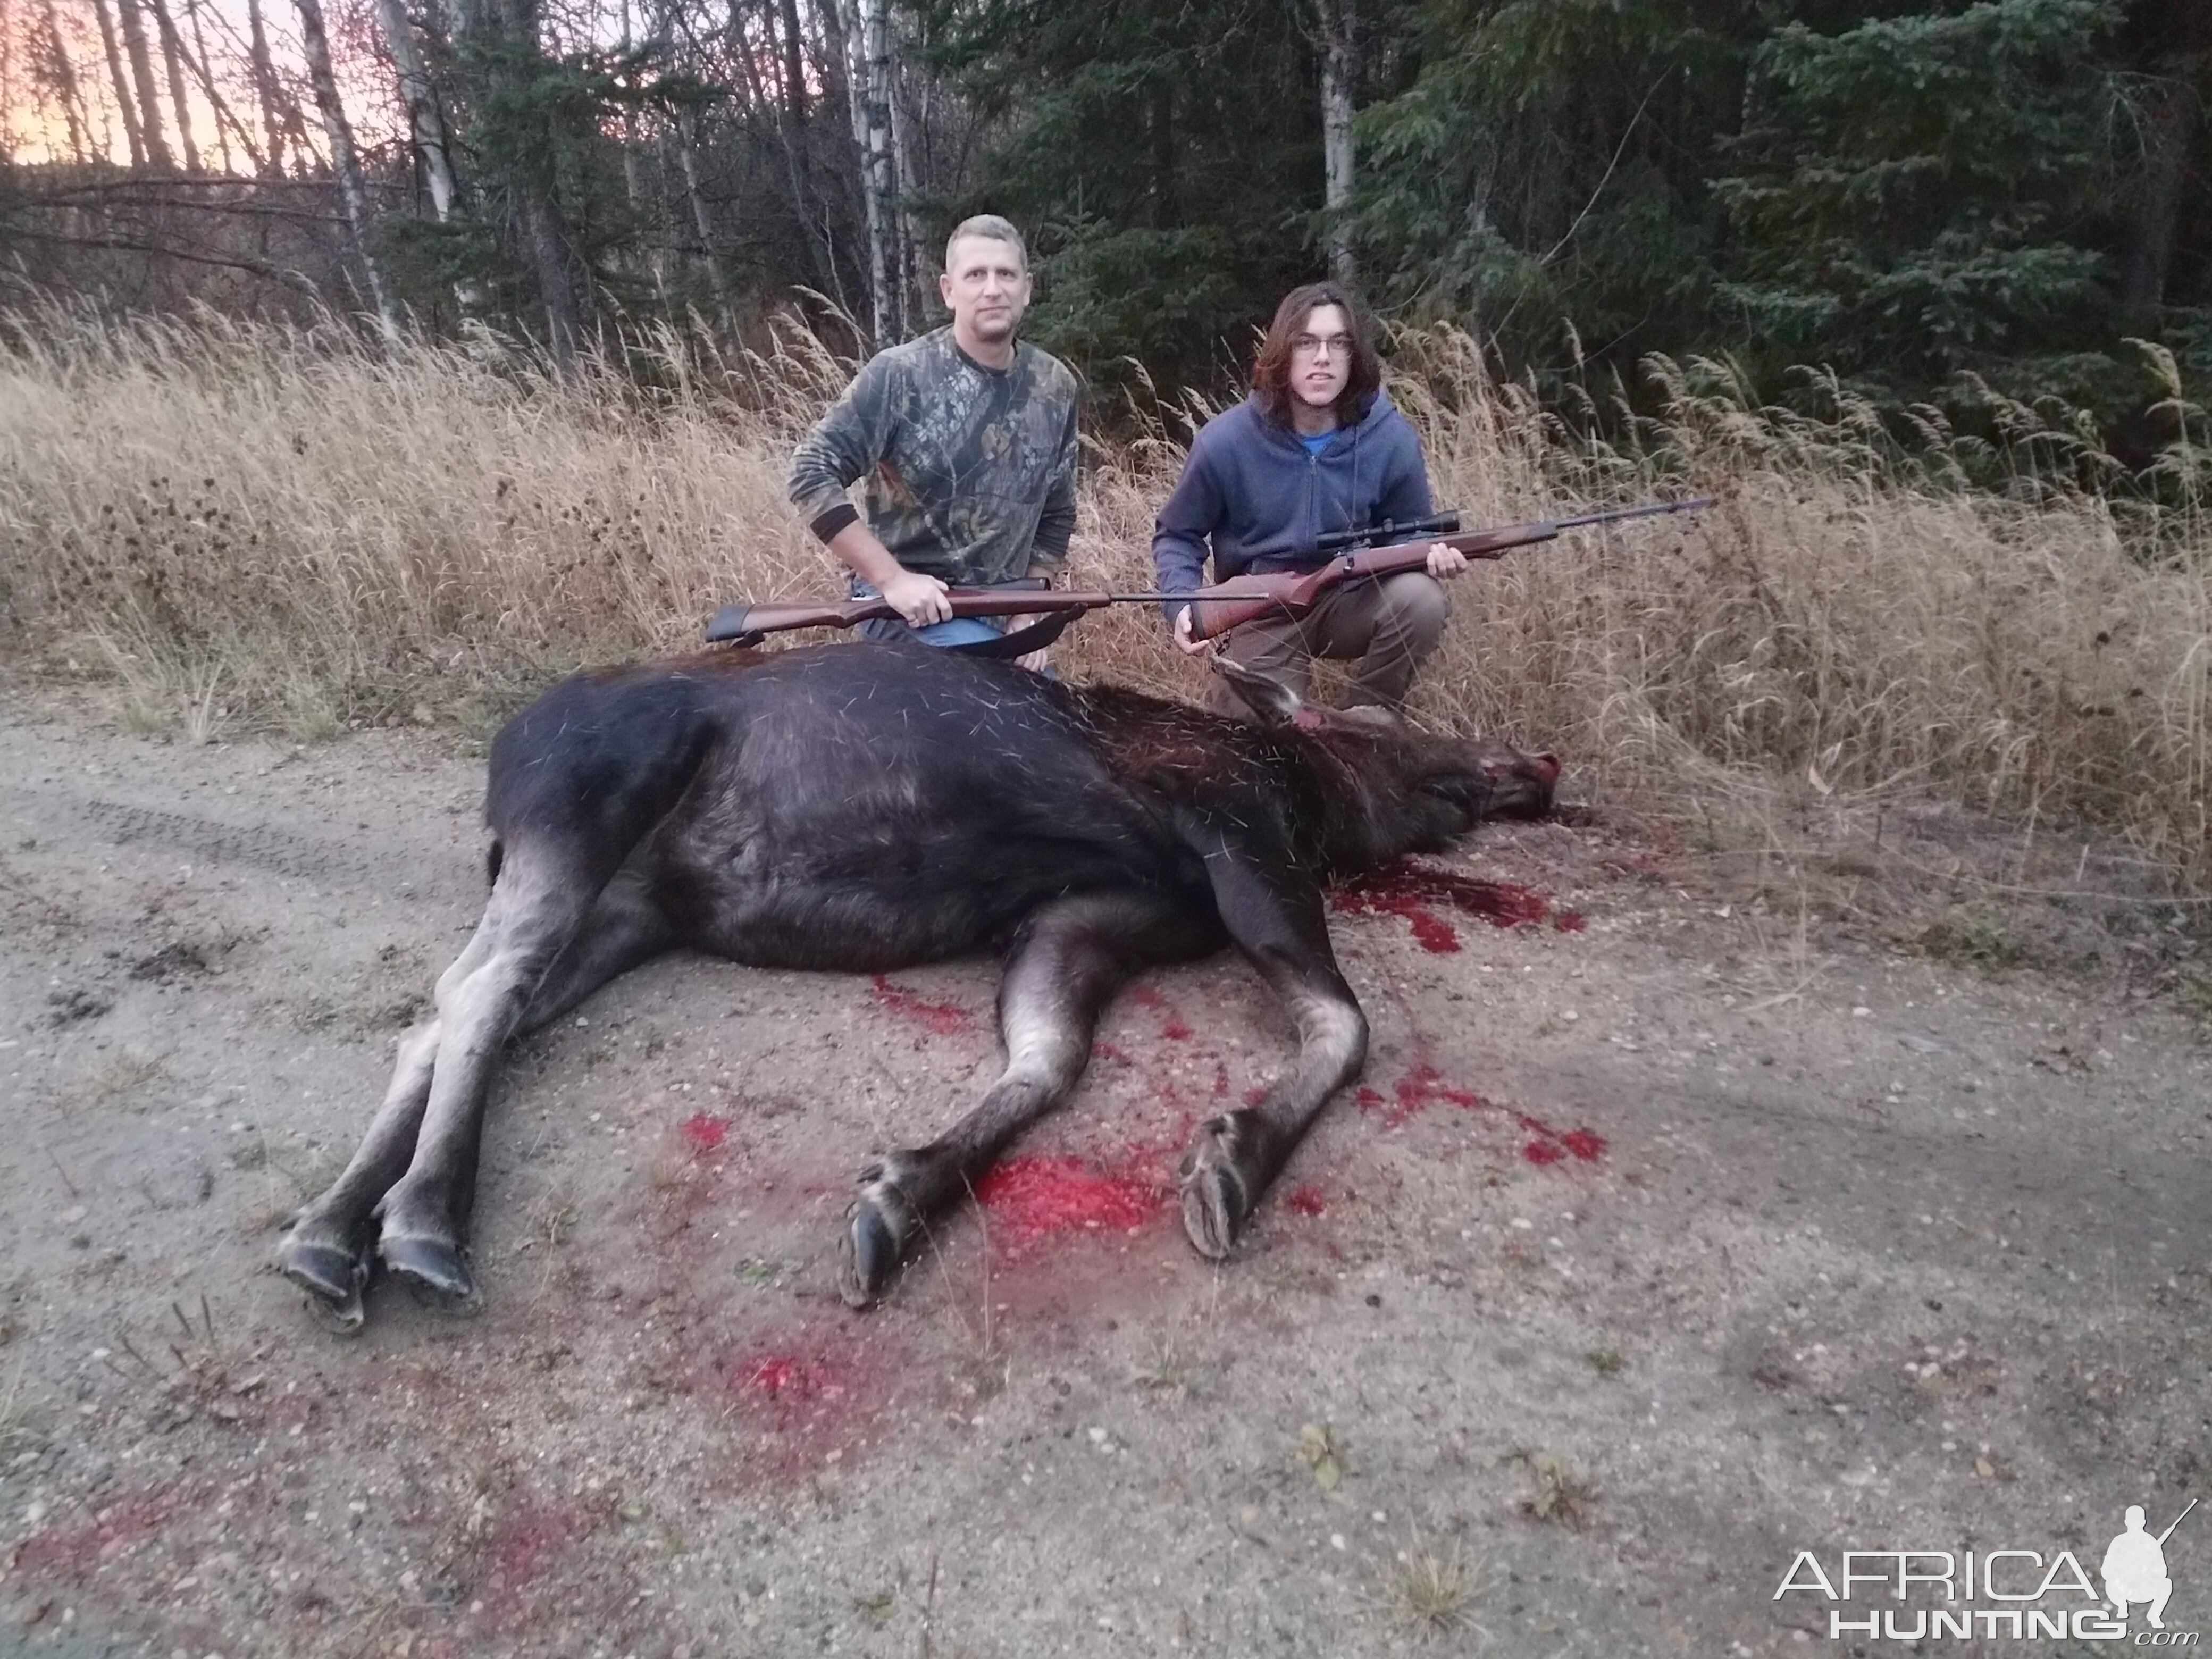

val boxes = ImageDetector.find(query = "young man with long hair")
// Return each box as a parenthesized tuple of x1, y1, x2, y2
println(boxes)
(1152, 281, 1466, 708)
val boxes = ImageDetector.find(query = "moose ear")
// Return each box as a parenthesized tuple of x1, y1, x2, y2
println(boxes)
(1209, 655, 1305, 727)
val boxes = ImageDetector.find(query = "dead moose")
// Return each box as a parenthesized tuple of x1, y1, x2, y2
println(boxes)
(275, 642, 1557, 1329)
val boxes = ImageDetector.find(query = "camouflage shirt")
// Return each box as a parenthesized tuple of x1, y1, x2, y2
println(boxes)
(788, 327, 1081, 586)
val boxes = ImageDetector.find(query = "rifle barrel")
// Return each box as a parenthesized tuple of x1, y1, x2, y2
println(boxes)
(1552, 497, 1715, 532)
(2157, 1498, 2198, 1546)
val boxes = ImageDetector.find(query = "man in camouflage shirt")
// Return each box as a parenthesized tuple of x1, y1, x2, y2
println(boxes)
(787, 215, 1080, 669)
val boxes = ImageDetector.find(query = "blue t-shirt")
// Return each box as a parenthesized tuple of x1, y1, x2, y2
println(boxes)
(1297, 431, 1333, 455)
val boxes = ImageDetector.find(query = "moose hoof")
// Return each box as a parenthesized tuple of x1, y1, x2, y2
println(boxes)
(380, 1232, 481, 1313)
(837, 1160, 923, 1309)
(274, 1230, 373, 1334)
(838, 1200, 902, 1309)
(1179, 1115, 1255, 1260)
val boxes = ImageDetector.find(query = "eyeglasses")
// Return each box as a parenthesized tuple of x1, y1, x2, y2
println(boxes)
(1291, 332, 1355, 359)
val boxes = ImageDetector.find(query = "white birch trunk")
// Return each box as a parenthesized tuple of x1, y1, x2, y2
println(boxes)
(146, 0, 200, 171)
(89, 0, 145, 167)
(889, 38, 931, 333)
(1318, 0, 1355, 282)
(294, 0, 403, 339)
(861, 0, 895, 343)
(675, 109, 732, 314)
(828, 0, 894, 346)
(373, 0, 460, 221)
(114, 0, 172, 169)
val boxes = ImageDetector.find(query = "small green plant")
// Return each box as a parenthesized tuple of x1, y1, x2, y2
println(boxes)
(1508, 1449, 1596, 1528)
(1917, 913, 2026, 970)
(1587, 1348, 1626, 1376)
(1297, 1421, 1346, 1490)
(1131, 1338, 1201, 1401)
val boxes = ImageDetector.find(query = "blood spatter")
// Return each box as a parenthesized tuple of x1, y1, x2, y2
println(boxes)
(1126, 982, 1197, 1038)
(1360, 1060, 1608, 1164)
(680, 1111, 728, 1156)
(488, 1502, 592, 1594)
(1091, 1041, 1134, 1066)
(1330, 860, 1586, 947)
(1284, 1184, 1328, 1217)
(869, 975, 977, 1036)
(974, 1155, 1164, 1250)
(739, 1353, 845, 1406)
(717, 1329, 907, 1479)
(1560, 1127, 1608, 1161)
(11, 1488, 186, 1578)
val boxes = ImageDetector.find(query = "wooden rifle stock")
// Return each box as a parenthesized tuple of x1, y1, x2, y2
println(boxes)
(704, 498, 1712, 646)
(706, 579, 1101, 646)
(1180, 496, 1713, 642)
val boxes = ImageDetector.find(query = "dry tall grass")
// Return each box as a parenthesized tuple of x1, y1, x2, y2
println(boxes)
(2, 298, 2206, 884)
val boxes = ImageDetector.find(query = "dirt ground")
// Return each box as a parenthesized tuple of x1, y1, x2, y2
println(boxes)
(1, 680, 2207, 1659)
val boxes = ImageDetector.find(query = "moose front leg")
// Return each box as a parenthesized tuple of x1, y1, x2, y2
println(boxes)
(840, 891, 1219, 1307)
(1179, 854, 1368, 1259)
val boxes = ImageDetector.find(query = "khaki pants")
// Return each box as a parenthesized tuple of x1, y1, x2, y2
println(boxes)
(1212, 571, 1450, 713)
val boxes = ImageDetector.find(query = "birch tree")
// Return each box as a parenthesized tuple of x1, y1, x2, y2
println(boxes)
(38, 0, 91, 162)
(294, 0, 403, 337)
(372, 0, 460, 220)
(88, 0, 145, 166)
(245, 0, 286, 175)
(146, 0, 202, 171)
(113, 0, 172, 168)
(1307, 0, 1356, 280)
(825, 0, 895, 345)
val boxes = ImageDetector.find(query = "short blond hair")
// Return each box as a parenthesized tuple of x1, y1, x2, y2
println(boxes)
(945, 214, 1027, 273)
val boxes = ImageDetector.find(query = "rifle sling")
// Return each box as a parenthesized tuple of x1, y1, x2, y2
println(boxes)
(943, 609, 1081, 660)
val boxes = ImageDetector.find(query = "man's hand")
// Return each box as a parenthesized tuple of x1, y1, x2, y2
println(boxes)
(1004, 616, 1052, 674)
(1171, 606, 1214, 657)
(1426, 542, 1469, 579)
(882, 568, 953, 626)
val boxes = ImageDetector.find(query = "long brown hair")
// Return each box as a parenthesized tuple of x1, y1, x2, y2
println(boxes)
(1251, 281, 1381, 429)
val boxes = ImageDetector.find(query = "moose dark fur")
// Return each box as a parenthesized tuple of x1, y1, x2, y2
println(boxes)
(275, 642, 1557, 1329)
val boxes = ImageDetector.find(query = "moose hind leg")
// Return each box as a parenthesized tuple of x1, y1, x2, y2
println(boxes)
(840, 891, 1213, 1308)
(274, 1016, 442, 1330)
(1179, 858, 1368, 1259)
(372, 848, 620, 1308)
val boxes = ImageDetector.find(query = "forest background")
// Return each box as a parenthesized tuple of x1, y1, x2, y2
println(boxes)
(2, 0, 2207, 451)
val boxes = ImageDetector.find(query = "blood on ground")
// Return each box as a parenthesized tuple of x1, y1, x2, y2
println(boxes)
(869, 975, 977, 1036)
(974, 1155, 1165, 1251)
(679, 1111, 728, 1156)
(1330, 860, 1586, 953)
(1357, 1060, 1607, 1166)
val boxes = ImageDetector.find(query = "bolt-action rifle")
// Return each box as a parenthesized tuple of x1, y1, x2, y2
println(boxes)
(703, 497, 1712, 651)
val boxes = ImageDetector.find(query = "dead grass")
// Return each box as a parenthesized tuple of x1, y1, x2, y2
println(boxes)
(1368, 1527, 1491, 1642)
(0, 1349, 35, 1457)
(3, 295, 2207, 890)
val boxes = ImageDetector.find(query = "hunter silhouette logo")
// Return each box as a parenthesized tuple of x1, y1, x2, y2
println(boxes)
(2106, 1501, 2194, 1630)
(1777, 1497, 2200, 1643)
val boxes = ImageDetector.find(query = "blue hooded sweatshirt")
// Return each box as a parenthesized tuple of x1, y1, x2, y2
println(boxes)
(1151, 390, 1434, 617)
